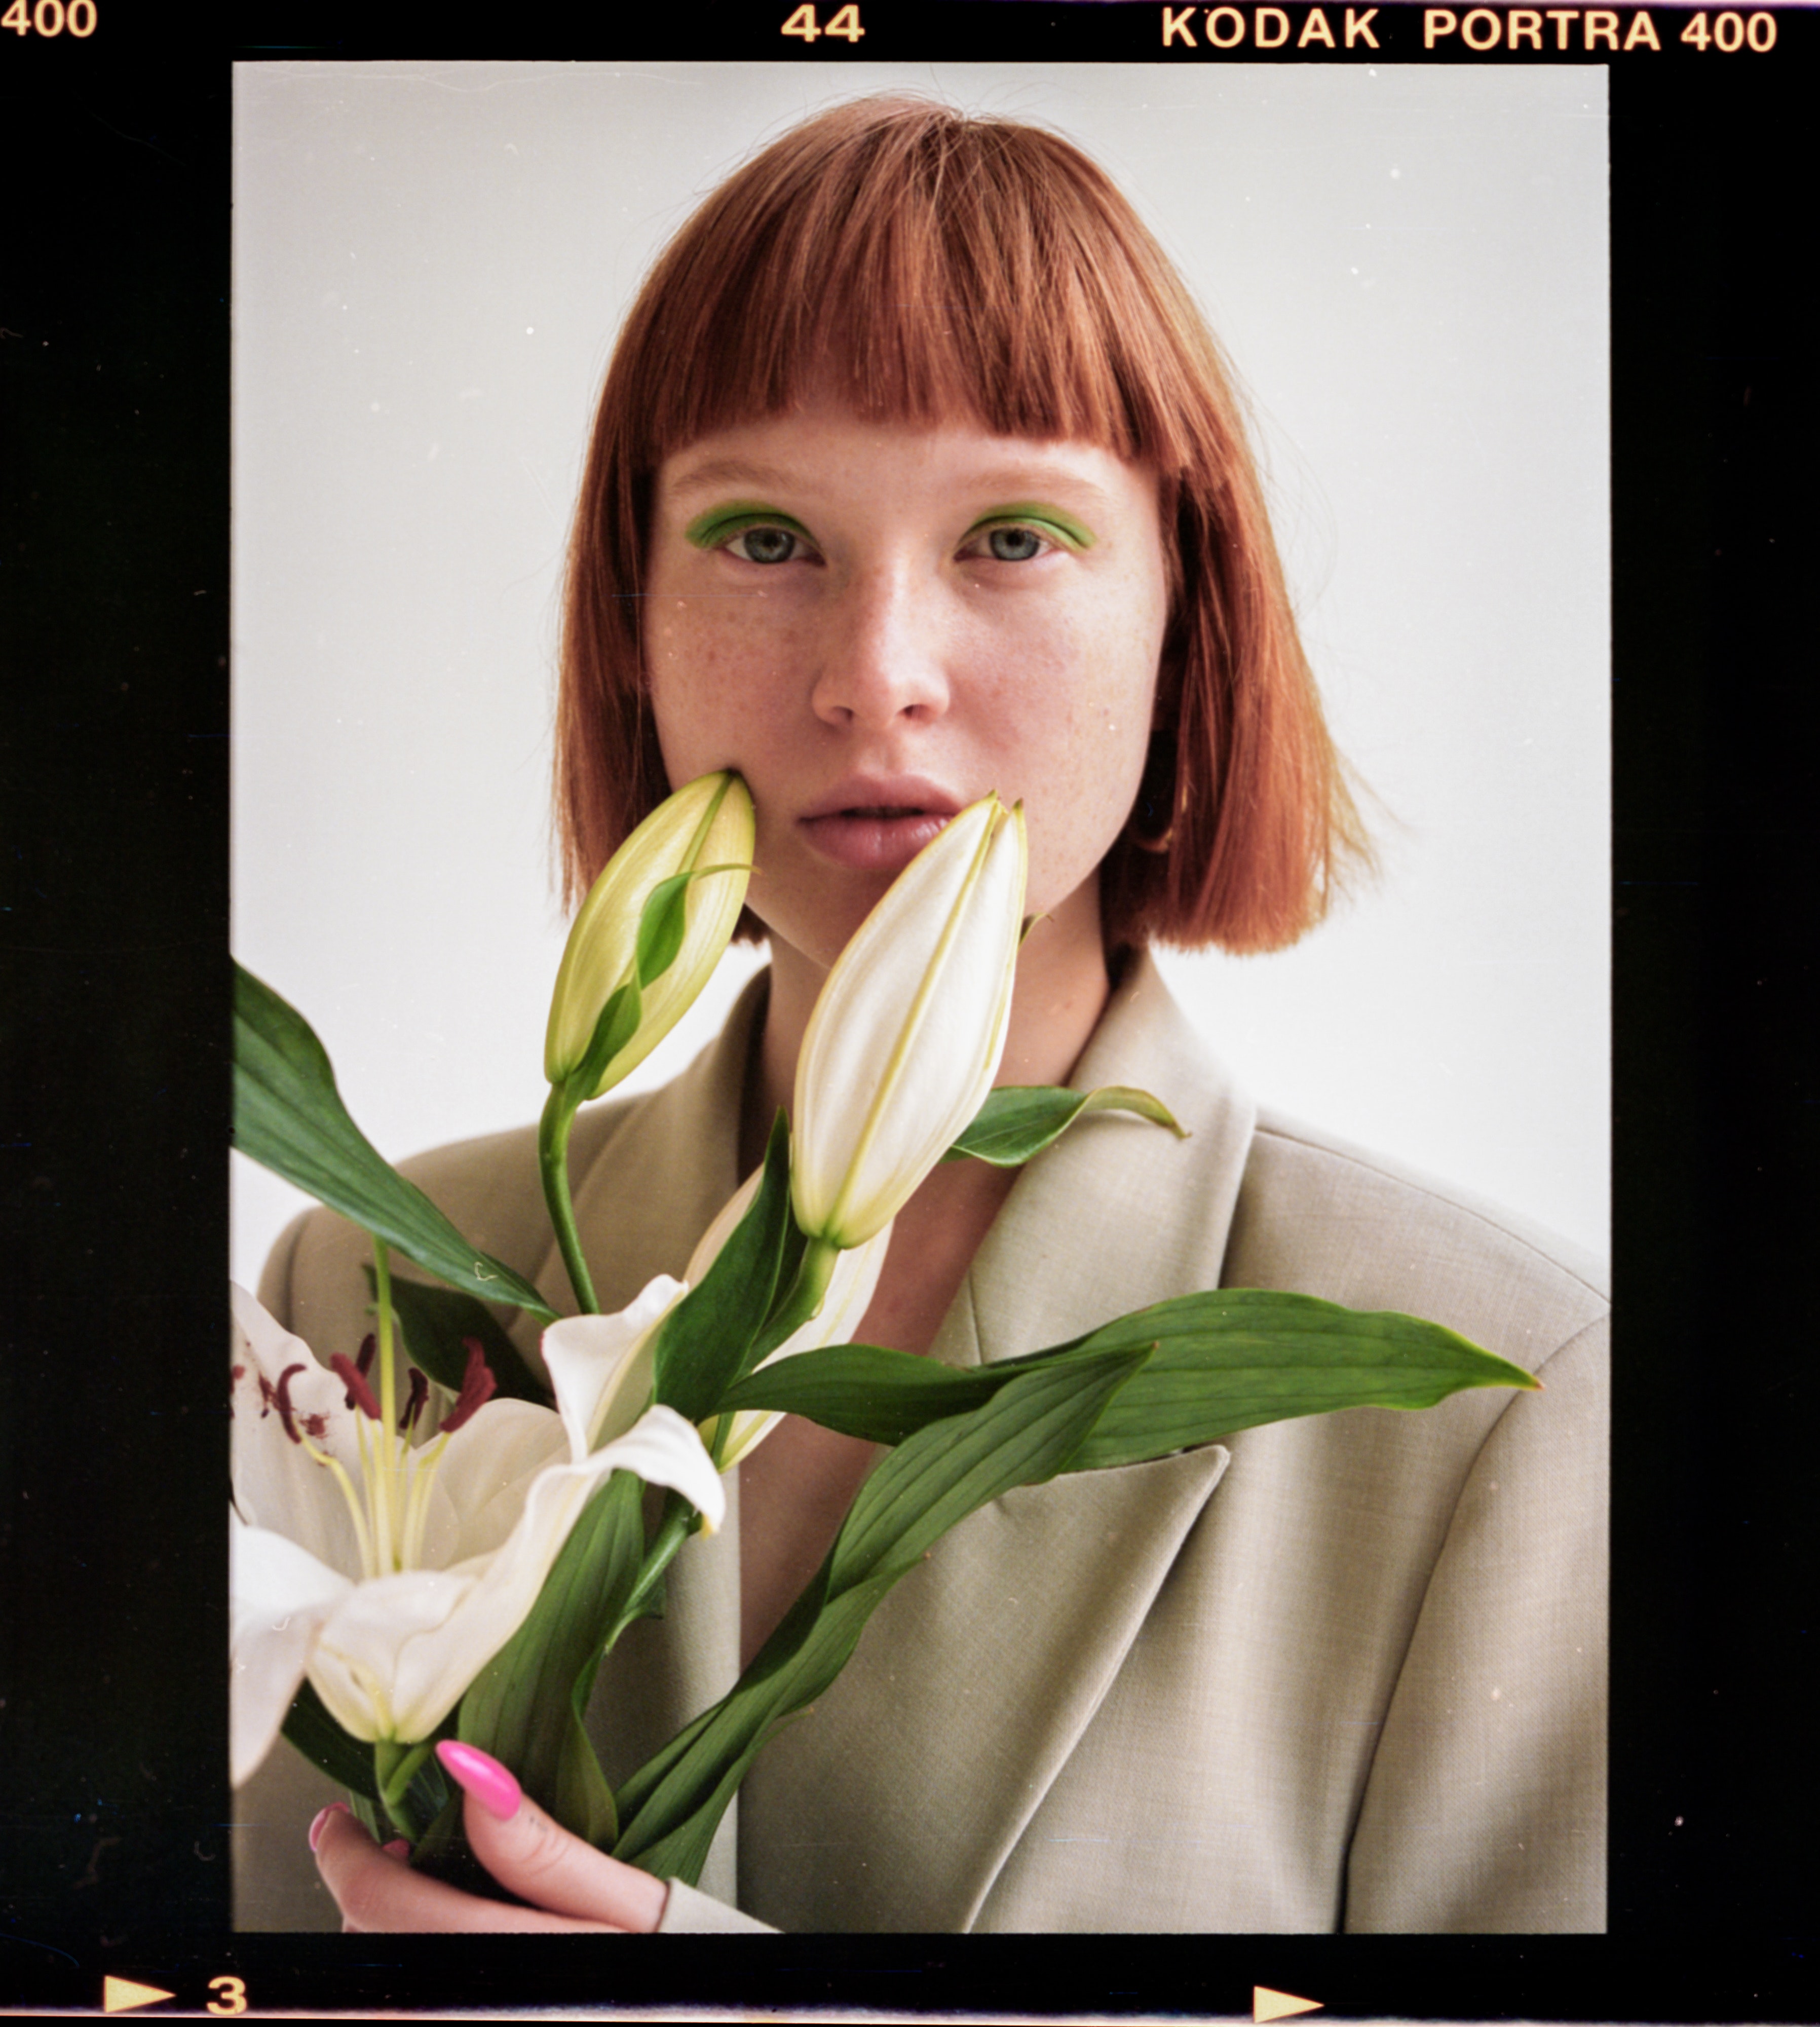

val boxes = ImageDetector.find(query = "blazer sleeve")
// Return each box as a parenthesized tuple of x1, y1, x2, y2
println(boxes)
(658, 1879, 777, 1934)
(1342, 1313, 1609, 1932)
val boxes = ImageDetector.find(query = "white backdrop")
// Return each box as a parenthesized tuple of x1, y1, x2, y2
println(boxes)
(232, 61, 1609, 1289)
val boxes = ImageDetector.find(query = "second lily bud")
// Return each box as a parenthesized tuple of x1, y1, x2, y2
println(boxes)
(793, 792, 1028, 1250)
(544, 771, 755, 1102)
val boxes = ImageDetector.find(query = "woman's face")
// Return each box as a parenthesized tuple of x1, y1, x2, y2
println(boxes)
(643, 398, 1171, 972)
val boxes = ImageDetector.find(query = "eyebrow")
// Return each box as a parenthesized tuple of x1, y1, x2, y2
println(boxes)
(664, 455, 1122, 517)
(665, 457, 800, 499)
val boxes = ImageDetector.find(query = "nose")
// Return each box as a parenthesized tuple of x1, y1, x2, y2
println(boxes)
(809, 565, 951, 733)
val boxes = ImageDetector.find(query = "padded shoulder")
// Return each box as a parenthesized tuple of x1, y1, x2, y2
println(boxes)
(1227, 1108, 1608, 1377)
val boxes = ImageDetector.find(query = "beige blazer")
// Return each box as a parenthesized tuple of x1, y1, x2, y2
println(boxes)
(234, 953, 1608, 1933)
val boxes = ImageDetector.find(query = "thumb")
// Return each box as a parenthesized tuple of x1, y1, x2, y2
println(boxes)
(435, 1741, 668, 1933)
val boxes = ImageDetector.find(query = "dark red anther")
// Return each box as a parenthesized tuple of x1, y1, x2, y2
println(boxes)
(330, 1352, 383, 1421)
(440, 1338, 499, 1435)
(272, 1363, 310, 1444)
(398, 1366, 430, 1434)
(355, 1332, 377, 1379)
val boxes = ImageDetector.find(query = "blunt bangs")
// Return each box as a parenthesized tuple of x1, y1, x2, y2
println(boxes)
(615, 100, 1213, 475)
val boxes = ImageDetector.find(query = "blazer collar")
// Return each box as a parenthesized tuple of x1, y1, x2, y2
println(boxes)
(935, 945, 1259, 1370)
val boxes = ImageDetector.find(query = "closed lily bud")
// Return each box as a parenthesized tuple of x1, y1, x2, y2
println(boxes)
(793, 793, 1027, 1249)
(544, 771, 754, 1099)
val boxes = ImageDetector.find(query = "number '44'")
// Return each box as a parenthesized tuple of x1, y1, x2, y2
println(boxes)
(782, 3, 864, 40)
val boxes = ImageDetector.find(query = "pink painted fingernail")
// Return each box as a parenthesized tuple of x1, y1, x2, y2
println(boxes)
(381, 1838, 411, 1860)
(308, 1801, 351, 1853)
(435, 1740, 522, 1821)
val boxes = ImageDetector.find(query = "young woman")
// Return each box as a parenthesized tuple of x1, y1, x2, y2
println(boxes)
(239, 96, 1608, 1934)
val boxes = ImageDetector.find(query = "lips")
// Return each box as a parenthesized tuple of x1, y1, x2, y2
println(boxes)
(798, 777, 965, 874)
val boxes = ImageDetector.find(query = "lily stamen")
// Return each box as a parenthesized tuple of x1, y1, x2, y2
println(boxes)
(272, 1363, 329, 1445)
(331, 1353, 383, 1421)
(398, 1367, 430, 1434)
(441, 1339, 499, 1434)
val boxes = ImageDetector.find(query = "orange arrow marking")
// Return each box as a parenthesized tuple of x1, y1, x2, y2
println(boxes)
(102, 1976, 175, 2013)
(1255, 1987, 1322, 2022)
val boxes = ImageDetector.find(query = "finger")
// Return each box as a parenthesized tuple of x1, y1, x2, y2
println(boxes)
(311, 1796, 622, 1933)
(437, 1740, 668, 1933)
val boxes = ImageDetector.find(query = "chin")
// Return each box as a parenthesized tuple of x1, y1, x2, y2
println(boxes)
(746, 884, 885, 976)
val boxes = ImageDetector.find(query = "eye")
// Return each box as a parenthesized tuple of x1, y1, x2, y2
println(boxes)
(960, 505, 1094, 564)
(683, 503, 819, 565)
(980, 525, 1048, 563)
(727, 524, 804, 566)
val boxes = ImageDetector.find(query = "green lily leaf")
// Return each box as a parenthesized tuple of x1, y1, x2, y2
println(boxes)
(234, 963, 557, 1323)
(651, 1113, 798, 1425)
(713, 1290, 1537, 1471)
(362, 1268, 550, 1407)
(280, 1678, 381, 1800)
(633, 869, 696, 990)
(633, 861, 751, 991)
(572, 977, 642, 1103)
(943, 1083, 1185, 1167)
(610, 1346, 1148, 1883)
(715, 1341, 1000, 1443)
(457, 1468, 650, 1846)
(1010, 1290, 1537, 1471)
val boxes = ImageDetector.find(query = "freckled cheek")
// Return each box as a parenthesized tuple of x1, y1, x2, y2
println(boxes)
(646, 601, 800, 779)
(1019, 633, 1159, 903)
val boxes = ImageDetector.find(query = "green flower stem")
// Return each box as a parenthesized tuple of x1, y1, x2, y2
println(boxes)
(539, 1082, 599, 1316)
(371, 1236, 398, 1435)
(603, 1490, 702, 1651)
(374, 1736, 436, 1842)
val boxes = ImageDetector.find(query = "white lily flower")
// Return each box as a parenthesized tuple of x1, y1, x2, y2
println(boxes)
(229, 1280, 724, 1787)
(545, 770, 754, 1098)
(793, 792, 1027, 1249)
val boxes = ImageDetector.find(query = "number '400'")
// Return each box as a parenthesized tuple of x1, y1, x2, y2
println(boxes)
(782, 4, 864, 40)
(4, 0, 97, 31)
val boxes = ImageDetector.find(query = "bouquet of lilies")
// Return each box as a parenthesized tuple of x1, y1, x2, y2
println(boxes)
(231, 773, 1536, 1886)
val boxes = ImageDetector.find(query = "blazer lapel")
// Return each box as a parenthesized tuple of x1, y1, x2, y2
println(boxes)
(958, 948, 1257, 1367)
(740, 951, 1263, 1930)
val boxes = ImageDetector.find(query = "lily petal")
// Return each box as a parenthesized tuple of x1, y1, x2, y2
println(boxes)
(541, 1275, 685, 1457)
(230, 1513, 353, 1786)
(231, 1281, 369, 1575)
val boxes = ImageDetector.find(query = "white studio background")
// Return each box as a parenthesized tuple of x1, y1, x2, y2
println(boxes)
(232, 61, 1609, 1292)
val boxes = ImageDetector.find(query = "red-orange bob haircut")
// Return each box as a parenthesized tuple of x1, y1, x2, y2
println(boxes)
(556, 96, 1370, 953)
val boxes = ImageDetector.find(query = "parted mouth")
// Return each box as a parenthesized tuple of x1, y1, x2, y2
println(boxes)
(801, 778, 963, 824)
(795, 784, 966, 873)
